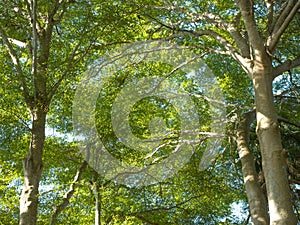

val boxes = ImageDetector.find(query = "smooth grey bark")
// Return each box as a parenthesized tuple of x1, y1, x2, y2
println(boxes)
(252, 56, 297, 225)
(236, 1, 298, 224)
(236, 110, 269, 225)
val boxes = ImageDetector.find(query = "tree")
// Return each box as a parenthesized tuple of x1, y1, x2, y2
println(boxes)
(135, 0, 300, 224)
(0, 0, 142, 224)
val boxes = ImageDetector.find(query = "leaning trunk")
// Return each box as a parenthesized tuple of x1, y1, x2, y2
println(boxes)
(252, 55, 297, 225)
(19, 109, 46, 225)
(236, 111, 269, 225)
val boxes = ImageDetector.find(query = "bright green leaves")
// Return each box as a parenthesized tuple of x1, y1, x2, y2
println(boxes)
(94, 59, 214, 169)
(5, 0, 300, 223)
(129, 97, 180, 139)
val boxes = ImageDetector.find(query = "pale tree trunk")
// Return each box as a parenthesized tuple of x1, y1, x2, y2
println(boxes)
(87, 172, 102, 225)
(234, 0, 298, 223)
(94, 179, 101, 225)
(252, 55, 297, 225)
(94, 175, 102, 225)
(236, 110, 269, 225)
(20, 109, 46, 225)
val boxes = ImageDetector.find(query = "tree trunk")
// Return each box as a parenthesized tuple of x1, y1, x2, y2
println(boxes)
(94, 181, 101, 225)
(20, 109, 46, 225)
(236, 110, 269, 225)
(91, 172, 101, 225)
(252, 55, 297, 225)
(19, 2, 52, 223)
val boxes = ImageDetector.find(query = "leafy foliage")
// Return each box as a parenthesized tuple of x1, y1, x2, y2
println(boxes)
(0, 0, 299, 224)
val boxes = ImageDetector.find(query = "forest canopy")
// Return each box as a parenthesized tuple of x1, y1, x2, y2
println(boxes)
(0, 0, 299, 224)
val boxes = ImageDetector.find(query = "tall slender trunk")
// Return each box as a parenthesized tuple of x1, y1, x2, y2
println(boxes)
(236, 110, 269, 225)
(19, 1, 53, 222)
(252, 55, 297, 225)
(20, 108, 46, 225)
(92, 172, 101, 225)
(94, 182, 101, 225)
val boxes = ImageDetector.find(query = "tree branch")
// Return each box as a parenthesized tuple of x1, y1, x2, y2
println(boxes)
(48, 0, 69, 26)
(133, 215, 159, 225)
(265, 0, 274, 34)
(142, 6, 253, 75)
(50, 161, 88, 225)
(267, 0, 300, 52)
(7, 38, 27, 48)
(272, 55, 300, 79)
(132, 194, 202, 215)
(269, 0, 298, 34)
(144, 4, 251, 59)
(30, 0, 38, 80)
(235, 0, 265, 51)
(0, 27, 32, 106)
(142, 2, 256, 76)
(47, 38, 83, 102)
(278, 116, 300, 129)
(194, 11, 250, 58)
(183, 29, 252, 74)
(47, 24, 122, 102)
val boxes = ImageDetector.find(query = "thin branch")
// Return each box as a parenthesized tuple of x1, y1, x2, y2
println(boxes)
(7, 38, 27, 48)
(48, 0, 62, 21)
(180, 29, 252, 74)
(47, 38, 83, 102)
(269, 0, 288, 32)
(143, 12, 233, 54)
(47, 26, 128, 102)
(184, 29, 235, 52)
(273, 55, 300, 79)
(133, 215, 159, 225)
(278, 116, 300, 129)
(269, 0, 297, 34)
(267, 1, 300, 52)
(48, 0, 69, 26)
(50, 161, 88, 225)
(10, 110, 32, 132)
(0, 28, 32, 106)
(193, 12, 250, 58)
(141, 10, 253, 73)
(289, 179, 300, 185)
(31, 0, 38, 80)
(243, 213, 251, 225)
(265, 0, 274, 34)
(147, 3, 251, 58)
(149, 7, 252, 74)
(132, 195, 202, 215)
